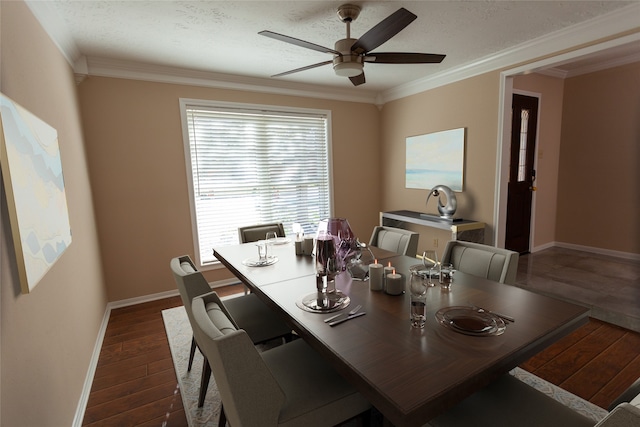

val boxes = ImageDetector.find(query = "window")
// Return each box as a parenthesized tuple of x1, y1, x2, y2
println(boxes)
(180, 99, 332, 266)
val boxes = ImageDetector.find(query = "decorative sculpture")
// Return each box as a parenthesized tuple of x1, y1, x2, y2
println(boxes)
(426, 185, 457, 219)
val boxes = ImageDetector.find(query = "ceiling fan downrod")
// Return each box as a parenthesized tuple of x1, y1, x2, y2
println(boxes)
(334, 4, 363, 77)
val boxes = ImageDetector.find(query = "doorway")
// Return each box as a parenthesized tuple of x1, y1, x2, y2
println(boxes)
(505, 94, 539, 254)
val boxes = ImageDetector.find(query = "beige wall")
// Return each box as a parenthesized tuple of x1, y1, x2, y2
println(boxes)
(1, 2, 108, 426)
(380, 72, 501, 257)
(556, 62, 640, 253)
(513, 73, 565, 249)
(77, 77, 381, 301)
(1, 2, 637, 425)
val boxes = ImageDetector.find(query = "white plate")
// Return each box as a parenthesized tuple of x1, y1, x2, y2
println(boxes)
(268, 237, 291, 245)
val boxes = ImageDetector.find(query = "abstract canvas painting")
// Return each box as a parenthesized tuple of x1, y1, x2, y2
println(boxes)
(0, 94, 72, 293)
(406, 128, 465, 191)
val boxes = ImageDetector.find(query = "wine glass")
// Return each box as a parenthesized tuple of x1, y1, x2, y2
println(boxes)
(315, 231, 337, 292)
(422, 250, 439, 286)
(265, 231, 278, 244)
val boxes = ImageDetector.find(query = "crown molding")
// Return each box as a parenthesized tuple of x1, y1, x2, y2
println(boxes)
(535, 68, 569, 79)
(379, 2, 640, 103)
(27, 1, 640, 105)
(25, 0, 81, 66)
(565, 50, 640, 78)
(83, 57, 379, 104)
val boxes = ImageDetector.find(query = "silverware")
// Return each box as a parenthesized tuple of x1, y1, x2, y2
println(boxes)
(470, 303, 515, 323)
(324, 304, 362, 323)
(328, 312, 366, 326)
(324, 312, 344, 323)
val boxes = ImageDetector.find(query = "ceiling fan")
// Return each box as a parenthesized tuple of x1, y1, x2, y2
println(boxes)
(259, 4, 445, 86)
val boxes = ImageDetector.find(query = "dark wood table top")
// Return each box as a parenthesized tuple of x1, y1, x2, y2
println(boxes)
(213, 243, 590, 426)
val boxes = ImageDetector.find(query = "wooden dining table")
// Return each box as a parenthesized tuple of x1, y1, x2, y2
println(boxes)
(213, 241, 589, 427)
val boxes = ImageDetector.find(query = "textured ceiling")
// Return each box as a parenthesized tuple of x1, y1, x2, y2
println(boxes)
(38, 1, 639, 93)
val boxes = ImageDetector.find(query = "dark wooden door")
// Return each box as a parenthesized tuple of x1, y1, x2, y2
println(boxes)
(505, 94, 538, 254)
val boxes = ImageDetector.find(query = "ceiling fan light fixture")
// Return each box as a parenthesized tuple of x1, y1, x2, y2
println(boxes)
(333, 61, 363, 77)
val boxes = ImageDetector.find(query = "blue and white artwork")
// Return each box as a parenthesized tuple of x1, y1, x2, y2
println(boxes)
(0, 94, 72, 293)
(406, 128, 465, 191)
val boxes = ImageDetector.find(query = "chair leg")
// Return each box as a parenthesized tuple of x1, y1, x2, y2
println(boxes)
(219, 403, 227, 427)
(198, 357, 212, 407)
(188, 336, 197, 372)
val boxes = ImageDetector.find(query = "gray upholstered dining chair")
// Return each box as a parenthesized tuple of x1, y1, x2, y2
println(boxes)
(369, 225, 420, 257)
(440, 240, 519, 285)
(170, 255, 292, 406)
(191, 293, 372, 427)
(238, 222, 285, 243)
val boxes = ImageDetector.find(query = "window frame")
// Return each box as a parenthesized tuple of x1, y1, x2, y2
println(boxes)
(179, 98, 334, 270)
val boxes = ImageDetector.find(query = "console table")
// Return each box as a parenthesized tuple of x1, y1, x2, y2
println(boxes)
(380, 210, 485, 243)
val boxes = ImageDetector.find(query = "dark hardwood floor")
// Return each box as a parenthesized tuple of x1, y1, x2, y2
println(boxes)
(83, 285, 640, 426)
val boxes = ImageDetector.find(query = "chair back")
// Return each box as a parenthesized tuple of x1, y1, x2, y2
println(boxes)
(441, 241, 519, 284)
(170, 255, 236, 348)
(170, 255, 211, 313)
(369, 226, 419, 257)
(192, 295, 285, 427)
(238, 222, 285, 243)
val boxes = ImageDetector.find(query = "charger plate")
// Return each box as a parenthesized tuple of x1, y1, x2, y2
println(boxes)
(242, 256, 278, 267)
(436, 306, 506, 336)
(296, 291, 350, 313)
(409, 264, 439, 278)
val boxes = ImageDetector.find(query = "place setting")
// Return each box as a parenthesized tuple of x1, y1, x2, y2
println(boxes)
(242, 239, 278, 267)
(266, 230, 291, 246)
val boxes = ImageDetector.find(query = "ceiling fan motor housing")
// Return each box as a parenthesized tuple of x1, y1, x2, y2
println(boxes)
(333, 38, 363, 77)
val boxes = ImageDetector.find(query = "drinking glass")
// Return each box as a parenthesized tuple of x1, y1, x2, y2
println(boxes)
(256, 240, 268, 261)
(409, 272, 427, 328)
(440, 263, 455, 291)
(422, 250, 439, 286)
(265, 231, 278, 243)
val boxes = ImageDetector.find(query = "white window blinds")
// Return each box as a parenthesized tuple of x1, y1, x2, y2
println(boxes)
(181, 101, 332, 266)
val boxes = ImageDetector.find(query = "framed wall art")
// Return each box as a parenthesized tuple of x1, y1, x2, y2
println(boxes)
(406, 127, 465, 191)
(0, 93, 72, 294)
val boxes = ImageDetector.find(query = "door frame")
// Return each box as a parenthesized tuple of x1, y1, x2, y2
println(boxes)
(506, 90, 541, 253)
(493, 34, 639, 249)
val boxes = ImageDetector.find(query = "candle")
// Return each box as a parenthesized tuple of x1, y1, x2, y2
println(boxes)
(302, 236, 314, 256)
(385, 269, 405, 295)
(369, 259, 384, 291)
(383, 262, 394, 292)
(294, 236, 304, 255)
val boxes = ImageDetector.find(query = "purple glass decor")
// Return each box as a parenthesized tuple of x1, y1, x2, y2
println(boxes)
(302, 229, 349, 310)
(318, 218, 358, 271)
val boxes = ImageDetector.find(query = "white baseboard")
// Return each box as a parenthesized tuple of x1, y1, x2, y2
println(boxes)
(532, 241, 640, 261)
(72, 303, 112, 427)
(73, 276, 242, 426)
(531, 241, 556, 253)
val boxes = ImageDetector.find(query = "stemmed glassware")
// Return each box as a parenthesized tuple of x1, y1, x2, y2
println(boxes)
(422, 250, 439, 286)
(316, 230, 338, 294)
(298, 229, 349, 312)
(265, 231, 278, 243)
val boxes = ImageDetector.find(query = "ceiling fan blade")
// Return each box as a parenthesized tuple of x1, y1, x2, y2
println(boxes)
(349, 72, 366, 86)
(350, 8, 417, 55)
(364, 53, 446, 64)
(271, 60, 333, 77)
(259, 30, 341, 56)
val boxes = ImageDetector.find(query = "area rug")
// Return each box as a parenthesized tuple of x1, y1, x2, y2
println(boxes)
(162, 305, 608, 426)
